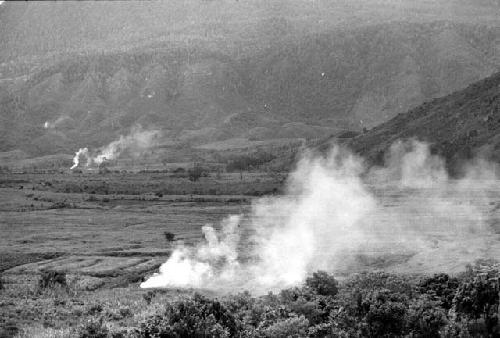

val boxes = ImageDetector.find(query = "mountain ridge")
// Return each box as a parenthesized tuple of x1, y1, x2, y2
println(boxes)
(314, 70, 500, 172)
(1, 1, 500, 158)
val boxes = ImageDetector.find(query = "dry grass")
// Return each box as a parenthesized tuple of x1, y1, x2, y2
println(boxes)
(0, 173, 253, 334)
(2, 172, 499, 334)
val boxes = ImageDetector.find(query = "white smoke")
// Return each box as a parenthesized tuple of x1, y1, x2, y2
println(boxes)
(69, 126, 160, 169)
(92, 127, 159, 165)
(70, 147, 89, 170)
(44, 115, 72, 130)
(141, 140, 499, 293)
(142, 216, 242, 289)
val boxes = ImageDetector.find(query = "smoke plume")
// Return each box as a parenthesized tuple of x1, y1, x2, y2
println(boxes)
(141, 140, 500, 294)
(44, 116, 70, 130)
(70, 126, 160, 169)
(92, 126, 159, 165)
(70, 147, 89, 170)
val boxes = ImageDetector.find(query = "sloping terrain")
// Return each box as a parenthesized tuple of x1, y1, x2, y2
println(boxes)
(320, 70, 500, 170)
(0, 0, 500, 158)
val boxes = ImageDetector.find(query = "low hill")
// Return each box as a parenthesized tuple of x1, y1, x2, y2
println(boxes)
(318, 71, 500, 171)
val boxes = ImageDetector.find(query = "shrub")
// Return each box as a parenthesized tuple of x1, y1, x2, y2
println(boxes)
(418, 273, 459, 309)
(453, 269, 500, 334)
(38, 270, 67, 289)
(163, 232, 175, 242)
(359, 289, 408, 337)
(86, 304, 103, 316)
(260, 315, 309, 337)
(187, 166, 205, 182)
(406, 295, 448, 337)
(441, 319, 473, 337)
(87, 195, 98, 202)
(279, 287, 332, 325)
(143, 290, 156, 305)
(0, 321, 19, 338)
(76, 317, 109, 338)
(344, 272, 414, 296)
(139, 294, 238, 337)
(49, 201, 73, 209)
(305, 271, 338, 296)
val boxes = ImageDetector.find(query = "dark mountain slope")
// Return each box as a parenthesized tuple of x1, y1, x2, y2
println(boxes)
(245, 21, 500, 128)
(1, 1, 500, 157)
(325, 71, 500, 169)
(2, 21, 500, 156)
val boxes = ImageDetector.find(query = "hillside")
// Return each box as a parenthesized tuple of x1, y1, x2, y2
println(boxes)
(318, 71, 500, 171)
(1, 0, 500, 158)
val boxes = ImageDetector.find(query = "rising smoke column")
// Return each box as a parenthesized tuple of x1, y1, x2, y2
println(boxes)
(142, 216, 243, 289)
(69, 126, 160, 169)
(141, 140, 499, 293)
(70, 148, 89, 170)
(93, 127, 160, 165)
(141, 146, 377, 292)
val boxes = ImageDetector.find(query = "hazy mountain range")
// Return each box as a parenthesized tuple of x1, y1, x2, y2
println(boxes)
(0, 0, 499, 159)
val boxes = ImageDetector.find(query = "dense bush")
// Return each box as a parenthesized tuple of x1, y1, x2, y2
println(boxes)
(418, 273, 459, 309)
(187, 165, 207, 182)
(76, 317, 109, 338)
(359, 289, 408, 337)
(38, 270, 67, 289)
(163, 232, 175, 242)
(305, 270, 338, 296)
(453, 267, 500, 334)
(406, 295, 448, 337)
(0, 321, 19, 338)
(136, 268, 500, 337)
(344, 271, 414, 296)
(260, 315, 309, 337)
(139, 294, 238, 337)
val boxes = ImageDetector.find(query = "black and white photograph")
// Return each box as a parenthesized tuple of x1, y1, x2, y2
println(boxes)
(1, 0, 500, 336)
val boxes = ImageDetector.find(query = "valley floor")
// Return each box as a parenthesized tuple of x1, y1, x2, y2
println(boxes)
(1, 172, 500, 336)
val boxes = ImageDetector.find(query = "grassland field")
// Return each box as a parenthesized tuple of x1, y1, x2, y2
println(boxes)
(0, 171, 281, 336)
(1, 171, 500, 336)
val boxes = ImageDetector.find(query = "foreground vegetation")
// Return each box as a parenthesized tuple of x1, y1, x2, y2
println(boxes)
(2, 261, 500, 337)
(130, 263, 500, 337)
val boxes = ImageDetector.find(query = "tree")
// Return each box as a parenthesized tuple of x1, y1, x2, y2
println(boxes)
(359, 289, 408, 337)
(453, 270, 499, 334)
(418, 273, 459, 310)
(188, 163, 205, 182)
(305, 271, 339, 296)
(139, 294, 238, 337)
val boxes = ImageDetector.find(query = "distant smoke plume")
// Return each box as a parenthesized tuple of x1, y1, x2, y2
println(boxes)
(70, 148, 89, 170)
(142, 139, 499, 294)
(92, 126, 160, 165)
(44, 116, 71, 130)
(69, 126, 160, 169)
